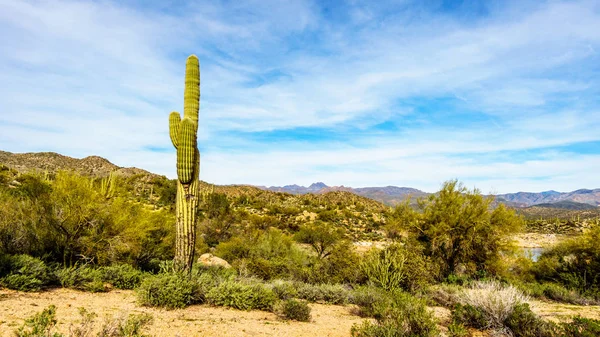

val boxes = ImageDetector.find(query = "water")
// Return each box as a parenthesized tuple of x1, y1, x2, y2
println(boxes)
(522, 247, 544, 262)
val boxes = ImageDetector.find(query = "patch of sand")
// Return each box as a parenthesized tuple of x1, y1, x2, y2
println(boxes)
(512, 233, 568, 248)
(0, 289, 365, 337)
(529, 299, 600, 322)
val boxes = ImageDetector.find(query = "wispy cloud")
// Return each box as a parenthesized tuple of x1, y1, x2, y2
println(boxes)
(1, 0, 599, 193)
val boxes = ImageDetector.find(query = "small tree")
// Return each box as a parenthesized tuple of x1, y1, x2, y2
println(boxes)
(295, 221, 344, 259)
(410, 180, 522, 278)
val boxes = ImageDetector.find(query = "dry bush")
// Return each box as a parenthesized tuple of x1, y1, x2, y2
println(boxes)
(458, 281, 529, 330)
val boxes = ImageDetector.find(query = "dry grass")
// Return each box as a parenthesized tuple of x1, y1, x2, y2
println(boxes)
(458, 281, 529, 329)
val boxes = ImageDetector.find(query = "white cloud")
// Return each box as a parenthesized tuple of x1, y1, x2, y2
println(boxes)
(0, 0, 599, 193)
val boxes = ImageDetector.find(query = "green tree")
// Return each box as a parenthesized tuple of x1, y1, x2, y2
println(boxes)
(411, 180, 523, 278)
(295, 221, 344, 259)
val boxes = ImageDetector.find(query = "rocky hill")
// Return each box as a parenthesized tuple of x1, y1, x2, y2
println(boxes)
(0, 151, 153, 178)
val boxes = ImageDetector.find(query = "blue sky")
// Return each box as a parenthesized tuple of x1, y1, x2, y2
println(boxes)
(1, 0, 600, 193)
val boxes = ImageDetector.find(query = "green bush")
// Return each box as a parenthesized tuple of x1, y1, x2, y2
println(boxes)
(276, 299, 311, 322)
(447, 322, 469, 337)
(55, 266, 106, 292)
(504, 303, 560, 337)
(136, 273, 202, 309)
(452, 303, 487, 329)
(350, 291, 439, 337)
(100, 264, 145, 290)
(1, 255, 52, 291)
(206, 280, 276, 311)
(533, 225, 600, 297)
(296, 283, 350, 304)
(349, 286, 390, 318)
(360, 243, 434, 293)
(14, 305, 64, 337)
(562, 316, 600, 337)
(271, 280, 299, 300)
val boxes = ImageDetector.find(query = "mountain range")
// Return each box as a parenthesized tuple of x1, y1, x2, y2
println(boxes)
(262, 183, 600, 208)
(1, 150, 599, 208)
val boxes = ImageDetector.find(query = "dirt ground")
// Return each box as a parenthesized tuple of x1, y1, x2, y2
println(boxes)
(0, 289, 366, 337)
(2, 289, 600, 337)
(512, 232, 568, 248)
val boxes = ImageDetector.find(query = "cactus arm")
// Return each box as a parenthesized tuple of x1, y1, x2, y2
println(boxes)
(176, 117, 197, 185)
(169, 111, 181, 148)
(184, 55, 200, 129)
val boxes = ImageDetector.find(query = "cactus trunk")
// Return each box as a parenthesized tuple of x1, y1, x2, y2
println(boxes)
(169, 55, 201, 272)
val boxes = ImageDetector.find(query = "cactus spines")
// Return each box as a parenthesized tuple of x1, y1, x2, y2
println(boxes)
(170, 54, 201, 272)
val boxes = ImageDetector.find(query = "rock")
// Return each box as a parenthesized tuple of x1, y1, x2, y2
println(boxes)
(197, 253, 231, 269)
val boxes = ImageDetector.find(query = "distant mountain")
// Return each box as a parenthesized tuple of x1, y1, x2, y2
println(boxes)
(528, 200, 598, 210)
(264, 183, 600, 207)
(497, 189, 600, 207)
(264, 183, 428, 205)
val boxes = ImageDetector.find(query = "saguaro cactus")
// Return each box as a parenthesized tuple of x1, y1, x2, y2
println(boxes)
(169, 55, 201, 271)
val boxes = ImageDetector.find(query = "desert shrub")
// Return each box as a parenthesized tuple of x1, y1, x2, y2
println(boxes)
(457, 281, 528, 329)
(136, 273, 202, 309)
(447, 322, 469, 337)
(349, 286, 391, 318)
(451, 303, 487, 329)
(519, 282, 598, 305)
(55, 266, 106, 292)
(97, 312, 153, 337)
(350, 291, 439, 337)
(361, 243, 435, 293)
(216, 229, 307, 281)
(296, 283, 351, 304)
(1, 255, 52, 291)
(69, 307, 97, 337)
(100, 264, 145, 290)
(294, 221, 344, 259)
(301, 240, 362, 284)
(409, 181, 523, 279)
(206, 281, 276, 311)
(562, 316, 600, 337)
(270, 279, 298, 300)
(504, 303, 560, 337)
(14, 305, 64, 337)
(425, 283, 461, 307)
(275, 299, 311, 322)
(534, 225, 600, 298)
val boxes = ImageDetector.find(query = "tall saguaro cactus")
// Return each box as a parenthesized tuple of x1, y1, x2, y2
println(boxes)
(169, 55, 200, 271)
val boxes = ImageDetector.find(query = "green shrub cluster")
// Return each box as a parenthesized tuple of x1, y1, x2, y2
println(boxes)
(275, 299, 311, 322)
(205, 280, 276, 310)
(136, 273, 203, 309)
(533, 225, 600, 300)
(296, 283, 351, 304)
(351, 290, 439, 337)
(0, 254, 53, 291)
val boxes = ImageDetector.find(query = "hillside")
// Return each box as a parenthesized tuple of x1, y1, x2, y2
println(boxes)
(0, 151, 389, 241)
(0, 151, 153, 178)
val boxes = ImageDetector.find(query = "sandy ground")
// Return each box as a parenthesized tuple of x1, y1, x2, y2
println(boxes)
(512, 233, 568, 248)
(1, 289, 599, 336)
(0, 289, 366, 337)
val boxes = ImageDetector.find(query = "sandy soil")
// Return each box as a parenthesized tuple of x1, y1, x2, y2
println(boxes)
(0, 289, 366, 337)
(529, 299, 600, 322)
(2, 289, 599, 337)
(512, 233, 568, 248)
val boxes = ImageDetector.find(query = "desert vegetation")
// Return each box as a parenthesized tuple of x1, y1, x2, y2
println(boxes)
(1, 161, 600, 335)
